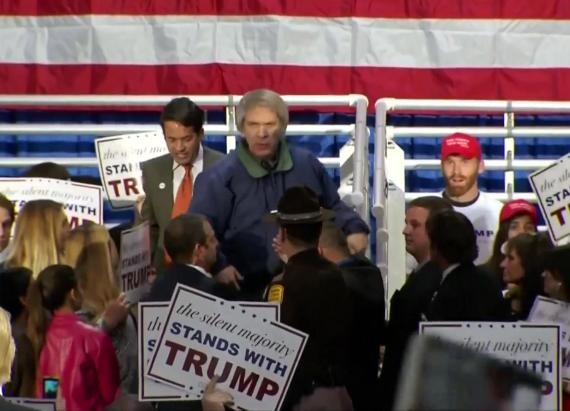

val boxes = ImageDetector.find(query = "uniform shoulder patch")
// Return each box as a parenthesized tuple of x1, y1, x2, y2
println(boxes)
(267, 284, 284, 304)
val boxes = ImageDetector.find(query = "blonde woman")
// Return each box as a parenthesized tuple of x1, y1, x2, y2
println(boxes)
(5, 200, 69, 278)
(65, 223, 137, 396)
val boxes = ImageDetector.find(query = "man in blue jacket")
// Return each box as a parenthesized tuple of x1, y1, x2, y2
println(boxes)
(190, 89, 369, 299)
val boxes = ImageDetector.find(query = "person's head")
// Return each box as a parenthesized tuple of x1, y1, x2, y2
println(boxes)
(485, 200, 539, 283)
(160, 97, 205, 167)
(501, 233, 552, 318)
(65, 223, 120, 319)
(237, 89, 289, 161)
(164, 213, 218, 271)
(427, 210, 478, 267)
(269, 186, 328, 256)
(500, 199, 538, 239)
(318, 220, 350, 262)
(440, 133, 484, 198)
(0, 267, 32, 322)
(0, 308, 15, 386)
(23, 162, 70, 180)
(7, 200, 70, 278)
(0, 193, 15, 252)
(543, 244, 570, 301)
(26, 265, 79, 358)
(403, 196, 453, 264)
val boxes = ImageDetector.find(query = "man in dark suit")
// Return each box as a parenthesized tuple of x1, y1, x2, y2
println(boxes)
(426, 209, 507, 321)
(140, 97, 224, 270)
(146, 213, 232, 303)
(318, 220, 385, 411)
(379, 196, 452, 411)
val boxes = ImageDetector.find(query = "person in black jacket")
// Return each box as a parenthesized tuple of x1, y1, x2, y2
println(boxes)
(425, 209, 508, 321)
(379, 196, 452, 411)
(319, 220, 385, 411)
(146, 213, 234, 303)
(266, 186, 353, 411)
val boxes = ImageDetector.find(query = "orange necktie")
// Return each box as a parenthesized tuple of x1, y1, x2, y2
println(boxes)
(171, 165, 193, 218)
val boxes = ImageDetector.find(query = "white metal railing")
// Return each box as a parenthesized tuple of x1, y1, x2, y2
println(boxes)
(0, 94, 369, 223)
(375, 98, 570, 302)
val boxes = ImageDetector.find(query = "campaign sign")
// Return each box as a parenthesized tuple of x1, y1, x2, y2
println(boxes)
(0, 177, 103, 229)
(147, 285, 307, 411)
(420, 322, 561, 411)
(5, 398, 56, 411)
(529, 154, 570, 242)
(139, 301, 280, 402)
(95, 132, 168, 209)
(120, 222, 151, 304)
(529, 296, 570, 382)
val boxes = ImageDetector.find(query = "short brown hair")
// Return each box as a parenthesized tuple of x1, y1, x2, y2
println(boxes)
(0, 193, 14, 222)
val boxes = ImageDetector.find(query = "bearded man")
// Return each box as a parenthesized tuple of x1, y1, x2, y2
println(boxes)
(439, 133, 503, 264)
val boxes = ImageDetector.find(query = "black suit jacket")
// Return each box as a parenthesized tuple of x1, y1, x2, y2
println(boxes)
(338, 256, 385, 411)
(379, 261, 442, 411)
(145, 262, 231, 302)
(141, 146, 224, 270)
(427, 262, 508, 322)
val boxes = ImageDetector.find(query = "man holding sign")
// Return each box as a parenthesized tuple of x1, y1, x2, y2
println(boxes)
(140, 98, 224, 270)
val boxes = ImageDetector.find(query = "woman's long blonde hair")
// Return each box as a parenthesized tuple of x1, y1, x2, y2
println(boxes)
(65, 223, 120, 320)
(6, 200, 68, 279)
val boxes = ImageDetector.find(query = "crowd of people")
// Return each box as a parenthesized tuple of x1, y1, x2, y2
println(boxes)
(0, 89, 566, 410)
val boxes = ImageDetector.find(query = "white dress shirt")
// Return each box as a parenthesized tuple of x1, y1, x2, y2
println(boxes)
(172, 144, 204, 200)
(187, 263, 213, 279)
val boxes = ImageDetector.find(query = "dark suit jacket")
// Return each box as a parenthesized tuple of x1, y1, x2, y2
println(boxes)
(145, 262, 231, 302)
(338, 256, 385, 411)
(141, 146, 224, 269)
(427, 262, 508, 322)
(379, 261, 442, 411)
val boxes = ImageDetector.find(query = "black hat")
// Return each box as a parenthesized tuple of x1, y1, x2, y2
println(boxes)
(264, 186, 334, 224)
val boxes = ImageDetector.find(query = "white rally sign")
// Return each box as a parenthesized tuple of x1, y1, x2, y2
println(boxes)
(120, 222, 151, 304)
(0, 177, 102, 229)
(95, 131, 168, 209)
(529, 296, 570, 382)
(147, 285, 307, 411)
(138, 301, 280, 402)
(420, 322, 561, 411)
(529, 154, 570, 242)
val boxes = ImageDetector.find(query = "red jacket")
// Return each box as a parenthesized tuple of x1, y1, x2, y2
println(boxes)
(35, 312, 120, 411)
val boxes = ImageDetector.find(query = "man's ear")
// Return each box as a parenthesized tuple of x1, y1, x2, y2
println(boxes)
(190, 244, 201, 264)
(478, 159, 485, 175)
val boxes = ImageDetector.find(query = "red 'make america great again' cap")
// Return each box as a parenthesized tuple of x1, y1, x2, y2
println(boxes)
(441, 133, 482, 160)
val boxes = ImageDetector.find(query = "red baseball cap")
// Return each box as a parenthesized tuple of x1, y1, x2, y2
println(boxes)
(441, 133, 482, 160)
(500, 199, 538, 226)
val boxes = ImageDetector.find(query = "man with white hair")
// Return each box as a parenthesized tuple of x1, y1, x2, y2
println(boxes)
(190, 89, 369, 299)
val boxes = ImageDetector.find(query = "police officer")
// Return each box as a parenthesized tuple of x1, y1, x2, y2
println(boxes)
(265, 186, 354, 411)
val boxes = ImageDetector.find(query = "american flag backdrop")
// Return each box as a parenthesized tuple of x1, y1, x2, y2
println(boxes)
(1, 0, 569, 102)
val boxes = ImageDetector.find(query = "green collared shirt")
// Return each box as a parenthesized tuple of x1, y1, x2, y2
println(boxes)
(237, 139, 293, 178)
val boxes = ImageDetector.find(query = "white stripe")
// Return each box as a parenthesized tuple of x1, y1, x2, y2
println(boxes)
(0, 15, 569, 68)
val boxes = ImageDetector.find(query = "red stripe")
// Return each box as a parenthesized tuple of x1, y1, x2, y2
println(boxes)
(1, 64, 570, 110)
(1, 0, 570, 19)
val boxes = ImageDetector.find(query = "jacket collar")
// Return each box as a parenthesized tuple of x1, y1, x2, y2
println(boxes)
(237, 139, 293, 178)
